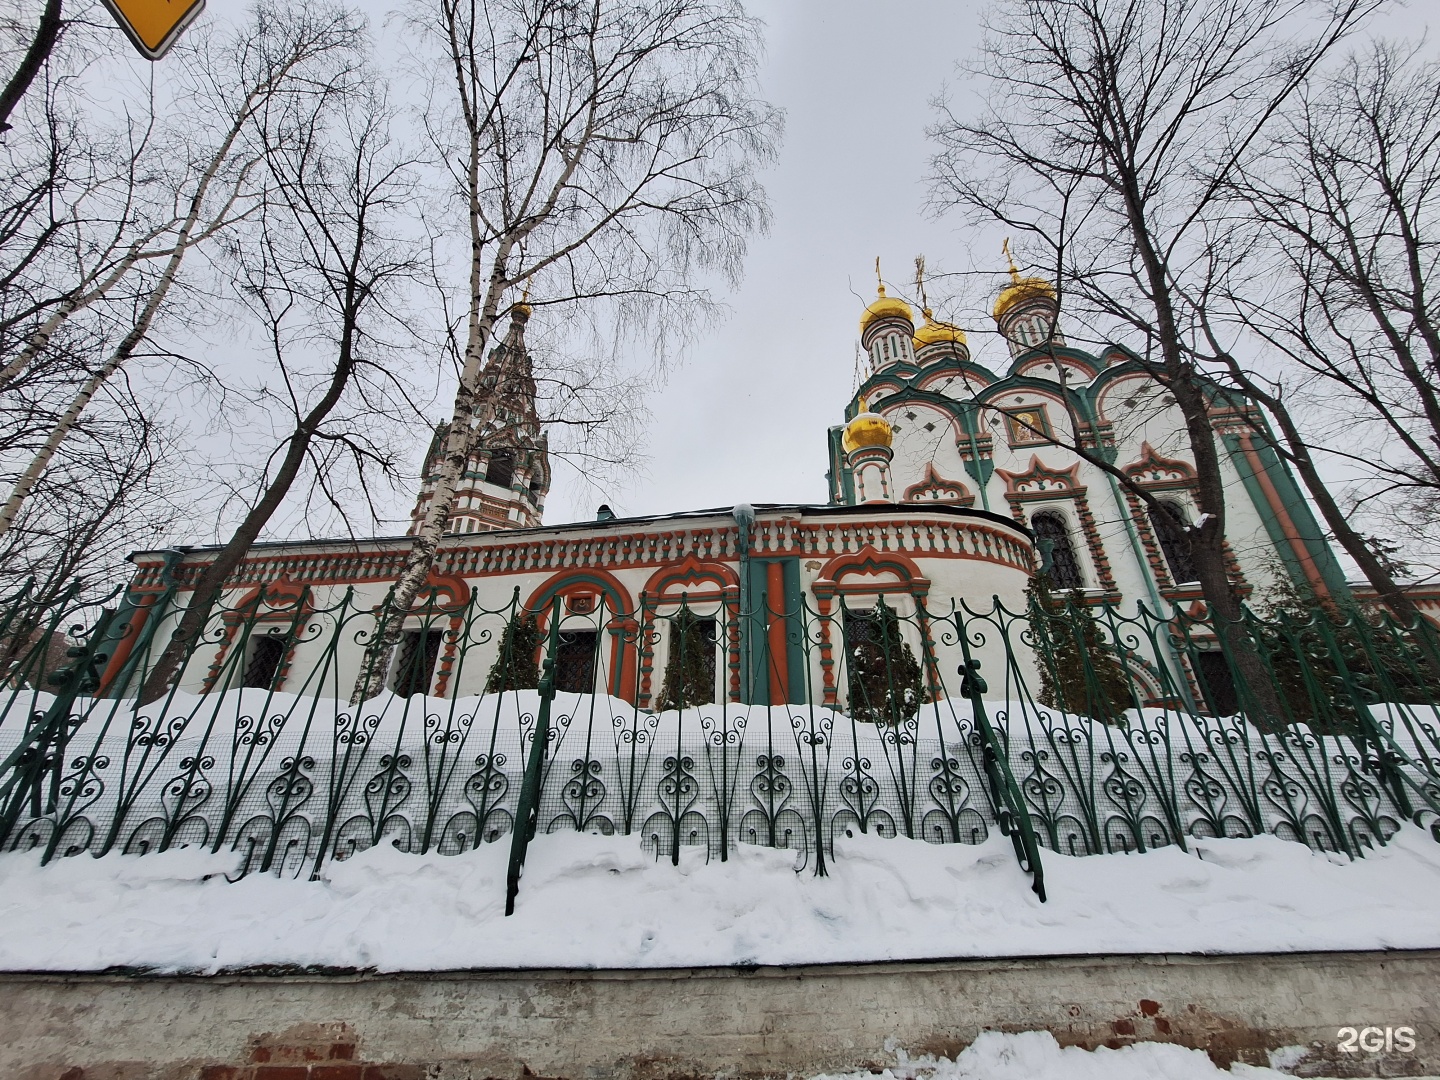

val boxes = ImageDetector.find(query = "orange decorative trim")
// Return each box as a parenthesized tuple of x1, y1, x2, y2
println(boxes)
(159, 517, 1036, 596)
(814, 545, 929, 599)
(525, 568, 637, 705)
(524, 567, 634, 620)
(1235, 430, 1330, 600)
(642, 552, 739, 603)
(903, 464, 974, 507)
(95, 589, 164, 695)
(997, 458, 1118, 596)
(201, 577, 314, 695)
(996, 455, 1081, 498)
(1122, 442, 1197, 487)
(409, 569, 472, 612)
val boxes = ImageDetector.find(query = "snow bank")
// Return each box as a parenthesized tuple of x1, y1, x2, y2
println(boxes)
(812, 1032, 1301, 1080)
(1, 823, 1437, 973)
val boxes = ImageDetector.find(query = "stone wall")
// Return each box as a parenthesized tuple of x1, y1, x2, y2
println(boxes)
(5, 950, 1438, 1080)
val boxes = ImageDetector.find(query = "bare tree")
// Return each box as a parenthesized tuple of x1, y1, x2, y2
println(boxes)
(0, 0, 64, 133)
(0, 2, 367, 539)
(136, 52, 425, 701)
(928, 0, 1375, 715)
(1224, 40, 1440, 586)
(349, 0, 779, 701)
(0, 371, 179, 609)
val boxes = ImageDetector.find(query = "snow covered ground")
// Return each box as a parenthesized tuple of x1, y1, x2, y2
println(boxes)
(1, 822, 1437, 973)
(812, 1032, 1332, 1080)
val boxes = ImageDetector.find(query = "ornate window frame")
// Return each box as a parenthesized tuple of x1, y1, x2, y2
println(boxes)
(995, 456, 1118, 599)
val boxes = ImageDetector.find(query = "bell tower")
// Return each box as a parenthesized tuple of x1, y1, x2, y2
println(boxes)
(409, 302, 550, 535)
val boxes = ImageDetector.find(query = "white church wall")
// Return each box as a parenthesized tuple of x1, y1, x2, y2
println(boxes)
(132, 507, 1039, 714)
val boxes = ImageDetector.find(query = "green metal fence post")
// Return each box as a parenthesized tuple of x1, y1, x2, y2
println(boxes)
(505, 597, 561, 915)
(956, 619, 1047, 901)
(0, 607, 117, 854)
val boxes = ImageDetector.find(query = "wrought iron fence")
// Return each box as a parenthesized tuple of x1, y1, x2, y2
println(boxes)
(0, 575, 1437, 911)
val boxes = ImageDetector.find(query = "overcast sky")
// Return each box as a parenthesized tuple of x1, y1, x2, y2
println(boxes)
(133, 0, 1435, 540)
(532, 0, 1435, 526)
(549, 0, 993, 523)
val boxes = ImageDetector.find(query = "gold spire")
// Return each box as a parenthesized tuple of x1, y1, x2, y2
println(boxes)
(513, 279, 533, 319)
(993, 240, 1057, 321)
(859, 257, 913, 334)
(909, 253, 967, 349)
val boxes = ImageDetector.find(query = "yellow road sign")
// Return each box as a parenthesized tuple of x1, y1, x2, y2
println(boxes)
(101, 0, 205, 62)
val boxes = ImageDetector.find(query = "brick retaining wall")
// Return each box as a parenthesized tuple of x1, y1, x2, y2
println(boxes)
(4, 951, 1438, 1079)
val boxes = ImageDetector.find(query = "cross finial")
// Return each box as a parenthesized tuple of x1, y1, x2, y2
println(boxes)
(875, 256, 885, 296)
(1002, 238, 1020, 282)
(914, 255, 929, 312)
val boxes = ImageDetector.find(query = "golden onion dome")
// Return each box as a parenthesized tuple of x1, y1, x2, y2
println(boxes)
(859, 284, 914, 335)
(842, 401, 893, 454)
(512, 282, 534, 321)
(993, 275, 1057, 321)
(913, 308, 967, 349)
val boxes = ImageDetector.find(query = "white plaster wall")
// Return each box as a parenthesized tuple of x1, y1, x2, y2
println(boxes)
(149, 509, 1036, 712)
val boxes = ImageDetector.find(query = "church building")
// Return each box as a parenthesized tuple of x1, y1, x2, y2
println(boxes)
(110, 264, 1364, 712)
(827, 264, 1350, 619)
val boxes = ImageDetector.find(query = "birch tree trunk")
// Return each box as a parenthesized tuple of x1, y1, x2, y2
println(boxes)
(0, 135, 239, 538)
(344, 0, 776, 701)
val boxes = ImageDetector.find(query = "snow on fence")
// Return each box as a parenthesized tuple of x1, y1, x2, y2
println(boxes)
(0, 579, 1437, 906)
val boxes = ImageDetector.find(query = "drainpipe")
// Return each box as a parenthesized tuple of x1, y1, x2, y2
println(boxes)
(964, 427, 992, 512)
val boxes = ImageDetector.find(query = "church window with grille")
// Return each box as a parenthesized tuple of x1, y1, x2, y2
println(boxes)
(555, 629, 598, 693)
(485, 449, 514, 487)
(658, 613, 717, 708)
(241, 635, 285, 691)
(1031, 510, 1084, 590)
(1150, 500, 1199, 584)
(390, 628, 443, 698)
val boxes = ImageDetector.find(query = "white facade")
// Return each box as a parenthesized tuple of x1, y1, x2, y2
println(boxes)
(829, 281, 1350, 620)
(124, 504, 1035, 710)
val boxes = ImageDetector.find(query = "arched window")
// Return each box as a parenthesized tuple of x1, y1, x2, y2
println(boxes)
(1031, 510, 1084, 590)
(242, 635, 285, 691)
(1150, 500, 1198, 584)
(485, 448, 515, 487)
